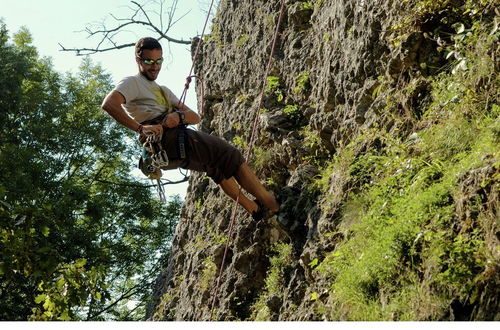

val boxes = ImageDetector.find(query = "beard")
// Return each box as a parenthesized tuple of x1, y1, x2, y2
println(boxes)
(140, 67, 160, 81)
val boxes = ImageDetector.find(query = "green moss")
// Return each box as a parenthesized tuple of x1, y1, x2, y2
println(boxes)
(235, 93, 253, 105)
(152, 275, 183, 320)
(315, 0, 326, 10)
(235, 34, 250, 47)
(207, 15, 224, 49)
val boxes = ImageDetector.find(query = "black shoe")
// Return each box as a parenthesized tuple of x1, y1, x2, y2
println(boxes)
(252, 199, 267, 221)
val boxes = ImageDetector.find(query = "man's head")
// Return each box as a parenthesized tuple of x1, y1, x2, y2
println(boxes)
(135, 37, 163, 81)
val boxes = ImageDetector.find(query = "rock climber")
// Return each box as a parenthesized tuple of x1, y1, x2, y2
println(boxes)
(101, 37, 279, 220)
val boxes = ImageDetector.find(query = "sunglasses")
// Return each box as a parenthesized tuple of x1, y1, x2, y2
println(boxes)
(140, 57, 164, 65)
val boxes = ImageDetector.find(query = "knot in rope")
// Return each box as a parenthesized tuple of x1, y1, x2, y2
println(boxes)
(184, 76, 192, 90)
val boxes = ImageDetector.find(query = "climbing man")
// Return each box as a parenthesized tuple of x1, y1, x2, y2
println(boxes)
(101, 37, 280, 219)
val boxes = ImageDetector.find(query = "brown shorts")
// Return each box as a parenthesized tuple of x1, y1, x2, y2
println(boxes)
(141, 127, 244, 184)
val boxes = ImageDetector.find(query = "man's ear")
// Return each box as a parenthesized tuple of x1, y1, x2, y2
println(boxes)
(135, 56, 141, 64)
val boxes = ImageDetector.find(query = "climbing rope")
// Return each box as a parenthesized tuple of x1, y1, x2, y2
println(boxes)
(209, 0, 288, 319)
(174, 0, 215, 114)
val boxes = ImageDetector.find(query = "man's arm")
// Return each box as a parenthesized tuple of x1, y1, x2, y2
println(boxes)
(163, 102, 201, 128)
(101, 90, 163, 135)
(176, 103, 201, 124)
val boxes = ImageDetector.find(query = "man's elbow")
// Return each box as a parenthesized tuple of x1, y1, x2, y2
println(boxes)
(190, 112, 201, 125)
(101, 103, 112, 115)
(193, 113, 201, 124)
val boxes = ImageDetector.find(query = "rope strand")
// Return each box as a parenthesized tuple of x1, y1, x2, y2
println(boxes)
(209, 0, 288, 319)
(176, 0, 216, 113)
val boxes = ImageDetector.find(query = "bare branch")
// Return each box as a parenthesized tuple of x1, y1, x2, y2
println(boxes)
(59, 0, 191, 56)
(92, 175, 190, 188)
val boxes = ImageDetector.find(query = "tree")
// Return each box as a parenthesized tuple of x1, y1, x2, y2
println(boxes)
(0, 22, 182, 320)
(59, 0, 191, 56)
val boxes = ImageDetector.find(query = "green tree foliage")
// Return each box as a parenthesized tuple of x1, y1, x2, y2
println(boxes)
(0, 22, 181, 321)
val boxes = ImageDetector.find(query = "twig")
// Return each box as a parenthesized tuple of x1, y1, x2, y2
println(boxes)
(59, 0, 191, 56)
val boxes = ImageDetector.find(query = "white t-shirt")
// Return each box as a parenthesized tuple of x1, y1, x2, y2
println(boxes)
(114, 74, 180, 123)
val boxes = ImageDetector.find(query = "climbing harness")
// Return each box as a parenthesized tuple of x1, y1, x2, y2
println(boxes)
(209, 0, 288, 319)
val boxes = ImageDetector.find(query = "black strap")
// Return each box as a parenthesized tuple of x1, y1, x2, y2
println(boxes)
(140, 113, 167, 126)
(177, 125, 188, 160)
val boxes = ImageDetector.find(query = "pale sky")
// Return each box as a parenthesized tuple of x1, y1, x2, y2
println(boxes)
(1, 0, 215, 198)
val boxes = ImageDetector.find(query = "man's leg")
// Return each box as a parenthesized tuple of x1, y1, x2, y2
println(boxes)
(234, 162, 280, 213)
(219, 177, 259, 214)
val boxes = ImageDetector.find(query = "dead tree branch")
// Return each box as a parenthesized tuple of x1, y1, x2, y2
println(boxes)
(59, 0, 191, 56)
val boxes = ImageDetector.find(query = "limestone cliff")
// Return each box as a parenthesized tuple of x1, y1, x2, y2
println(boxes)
(147, 0, 499, 321)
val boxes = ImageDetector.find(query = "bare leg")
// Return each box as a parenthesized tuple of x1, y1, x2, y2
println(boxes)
(234, 162, 279, 212)
(219, 177, 258, 214)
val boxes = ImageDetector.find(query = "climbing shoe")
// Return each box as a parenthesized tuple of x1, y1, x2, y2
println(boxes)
(252, 199, 268, 221)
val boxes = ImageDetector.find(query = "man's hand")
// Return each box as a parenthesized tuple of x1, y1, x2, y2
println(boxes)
(162, 112, 180, 128)
(142, 124, 163, 136)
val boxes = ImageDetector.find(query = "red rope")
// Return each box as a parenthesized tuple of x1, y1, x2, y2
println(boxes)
(209, 0, 287, 319)
(176, 0, 216, 114)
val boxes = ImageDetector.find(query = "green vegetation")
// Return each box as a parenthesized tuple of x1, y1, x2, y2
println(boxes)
(245, 0, 498, 320)
(252, 145, 274, 172)
(152, 274, 183, 320)
(293, 71, 311, 95)
(206, 12, 224, 49)
(0, 23, 182, 321)
(299, 125, 331, 167)
(283, 104, 300, 120)
(236, 34, 250, 47)
(391, 0, 495, 46)
(232, 135, 248, 150)
(265, 76, 284, 102)
(235, 93, 253, 105)
(307, 9, 499, 320)
(250, 243, 294, 320)
(299, 1, 313, 11)
(200, 257, 217, 291)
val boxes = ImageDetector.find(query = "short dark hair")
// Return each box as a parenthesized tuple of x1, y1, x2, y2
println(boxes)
(135, 37, 162, 57)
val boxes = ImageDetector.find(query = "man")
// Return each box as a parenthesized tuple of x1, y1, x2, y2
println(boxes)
(101, 37, 279, 219)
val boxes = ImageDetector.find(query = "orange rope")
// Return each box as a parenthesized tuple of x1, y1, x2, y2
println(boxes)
(209, 0, 288, 319)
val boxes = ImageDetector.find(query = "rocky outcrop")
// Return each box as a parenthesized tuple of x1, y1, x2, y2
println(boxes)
(147, 0, 499, 321)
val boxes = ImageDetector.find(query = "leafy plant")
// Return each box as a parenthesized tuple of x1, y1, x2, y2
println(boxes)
(250, 243, 294, 320)
(265, 76, 284, 102)
(293, 71, 311, 95)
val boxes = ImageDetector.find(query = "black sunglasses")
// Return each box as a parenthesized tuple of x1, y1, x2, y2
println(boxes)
(140, 57, 164, 65)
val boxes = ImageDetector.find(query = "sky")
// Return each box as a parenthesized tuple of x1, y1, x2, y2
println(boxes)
(1, 0, 216, 198)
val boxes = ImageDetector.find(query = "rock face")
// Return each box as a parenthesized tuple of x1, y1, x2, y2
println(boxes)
(147, 0, 499, 321)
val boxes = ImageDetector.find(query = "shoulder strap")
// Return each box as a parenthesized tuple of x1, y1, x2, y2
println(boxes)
(159, 86, 174, 114)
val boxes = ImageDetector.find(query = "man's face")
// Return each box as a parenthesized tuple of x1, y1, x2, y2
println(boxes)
(136, 48, 163, 81)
